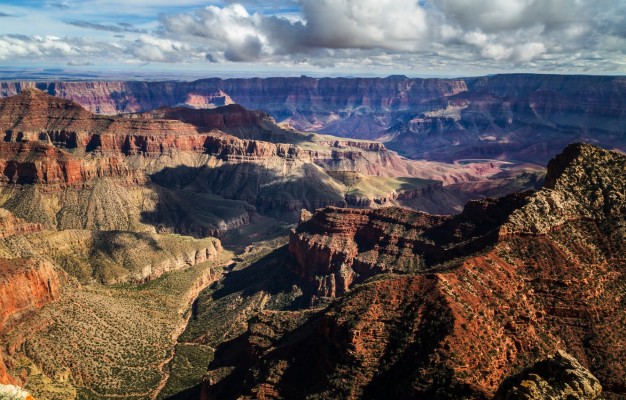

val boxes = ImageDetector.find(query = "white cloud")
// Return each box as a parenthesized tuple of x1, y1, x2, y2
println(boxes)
(0, 0, 624, 74)
(0, 35, 83, 60)
(298, 0, 429, 50)
(130, 35, 198, 62)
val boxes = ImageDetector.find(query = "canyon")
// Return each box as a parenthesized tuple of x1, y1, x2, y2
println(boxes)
(0, 78, 622, 400)
(1, 74, 624, 164)
(0, 87, 530, 398)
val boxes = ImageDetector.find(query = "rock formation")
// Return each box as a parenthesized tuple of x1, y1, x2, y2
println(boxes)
(0, 89, 476, 226)
(200, 143, 626, 399)
(1, 75, 624, 164)
(289, 207, 447, 297)
(0, 209, 43, 239)
(0, 257, 63, 331)
(494, 350, 603, 400)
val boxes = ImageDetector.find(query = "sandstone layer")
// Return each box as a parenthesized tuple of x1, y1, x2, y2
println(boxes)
(0, 258, 63, 330)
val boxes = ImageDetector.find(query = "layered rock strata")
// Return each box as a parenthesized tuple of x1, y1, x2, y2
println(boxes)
(1, 75, 624, 164)
(0, 257, 64, 331)
(202, 144, 626, 399)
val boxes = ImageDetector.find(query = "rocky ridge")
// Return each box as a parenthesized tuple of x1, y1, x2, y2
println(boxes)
(201, 143, 626, 399)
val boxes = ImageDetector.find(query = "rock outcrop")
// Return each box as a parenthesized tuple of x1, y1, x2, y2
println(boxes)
(201, 144, 626, 399)
(0, 209, 43, 239)
(0, 257, 64, 331)
(0, 357, 11, 385)
(494, 350, 603, 400)
(289, 207, 447, 297)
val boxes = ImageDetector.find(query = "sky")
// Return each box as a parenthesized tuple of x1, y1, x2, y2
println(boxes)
(0, 0, 624, 77)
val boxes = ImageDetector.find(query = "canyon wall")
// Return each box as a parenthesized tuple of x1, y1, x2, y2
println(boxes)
(1, 74, 624, 163)
(0, 89, 469, 230)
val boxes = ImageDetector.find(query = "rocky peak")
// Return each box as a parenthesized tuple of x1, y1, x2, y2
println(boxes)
(545, 143, 612, 188)
(502, 143, 625, 235)
(18, 87, 45, 96)
(494, 350, 603, 400)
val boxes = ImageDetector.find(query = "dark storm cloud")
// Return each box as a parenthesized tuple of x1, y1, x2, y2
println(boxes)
(223, 34, 263, 61)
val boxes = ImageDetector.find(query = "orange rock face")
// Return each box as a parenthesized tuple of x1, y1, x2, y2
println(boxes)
(288, 207, 447, 297)
(0, 253, 65, 384)
(0, 209, 43, 239)
(0, 258, 64, 332)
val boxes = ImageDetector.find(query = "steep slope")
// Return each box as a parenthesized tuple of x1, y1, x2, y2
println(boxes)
(0, 258, 64, 331)
(199, 144, 625, 399)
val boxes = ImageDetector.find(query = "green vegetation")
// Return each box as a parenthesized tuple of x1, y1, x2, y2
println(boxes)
(156, 344, 214, 399)
(346, 175, 436, 199)
(4, 251, 233, 400)
(0, 228, 220, 284)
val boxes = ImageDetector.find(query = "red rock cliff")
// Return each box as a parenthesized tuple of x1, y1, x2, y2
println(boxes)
(0, 258, 64, 331)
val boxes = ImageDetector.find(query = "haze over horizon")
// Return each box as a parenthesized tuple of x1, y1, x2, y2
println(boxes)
(0, 0, 624, 78)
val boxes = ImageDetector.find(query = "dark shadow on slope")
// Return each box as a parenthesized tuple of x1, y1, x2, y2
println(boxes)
(147, 163, 346, 225)
(205, 274, 487, 400)
(422, 191, 533, 266)
(162, 384, 202, 400)
(360, 286, 486, 400)
(205, 310, 326, 400)
(139, 182, 255, 238)
(178, 247, 313, 399)
(210, 246, 311, 302)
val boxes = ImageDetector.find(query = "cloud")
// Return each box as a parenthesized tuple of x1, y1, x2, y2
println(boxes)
(0, 12, 14, 17)
(298, 0, 429, 51)
(65, 20, 147, 33)
(49, 2, 71, 10)
(0, 0, 624, 73)
(160, 0, 432, 62)
(160, 4, 273, 61)
(0, 35, 81, 60)
(157, 0, 591, 67)
(130, 35, 200, 62)
(67, 59, 94, 66)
